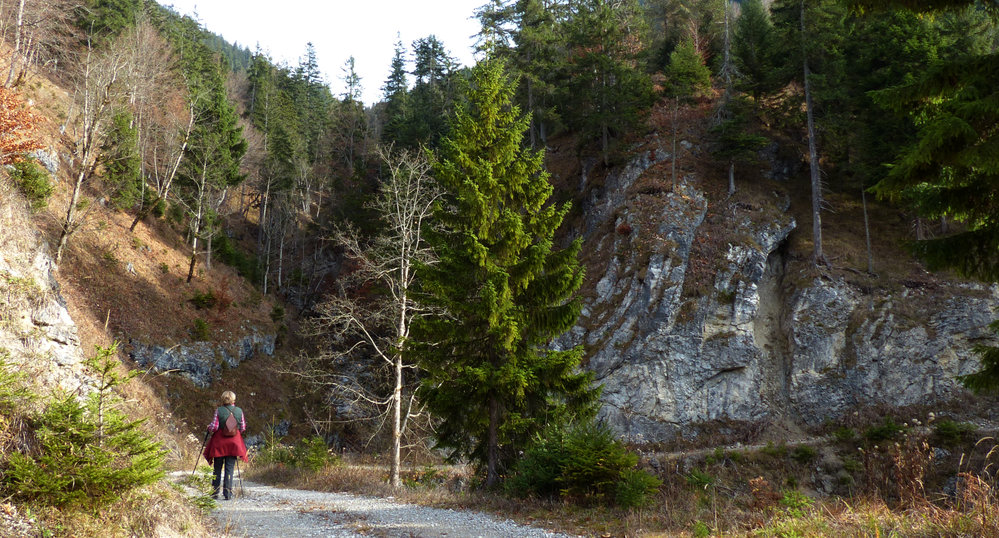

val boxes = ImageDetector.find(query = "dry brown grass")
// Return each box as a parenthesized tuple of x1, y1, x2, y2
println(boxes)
(237, 430, 999, 537)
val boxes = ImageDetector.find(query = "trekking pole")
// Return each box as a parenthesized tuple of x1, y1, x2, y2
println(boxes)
(236, 459, 244, 497)
(192, 430, 210, 477)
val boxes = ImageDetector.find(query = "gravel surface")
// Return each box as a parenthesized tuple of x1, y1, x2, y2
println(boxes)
(211, 481, 578, 538)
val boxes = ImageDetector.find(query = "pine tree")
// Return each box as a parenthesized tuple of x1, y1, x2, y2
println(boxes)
(413, 58, 596, 487)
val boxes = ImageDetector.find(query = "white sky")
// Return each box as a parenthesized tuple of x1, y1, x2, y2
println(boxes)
(156, 1, 485, 105)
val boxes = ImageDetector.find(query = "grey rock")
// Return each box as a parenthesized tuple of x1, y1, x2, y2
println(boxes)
(570, 147, 999, 442)
(129, 331, 277, 387)
(28, 148, 59, 174)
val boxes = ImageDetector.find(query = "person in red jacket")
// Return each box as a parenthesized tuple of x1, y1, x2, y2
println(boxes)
(203, 390, 247, 500)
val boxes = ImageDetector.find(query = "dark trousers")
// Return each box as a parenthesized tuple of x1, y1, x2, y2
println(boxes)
(212, 456, 236, 499)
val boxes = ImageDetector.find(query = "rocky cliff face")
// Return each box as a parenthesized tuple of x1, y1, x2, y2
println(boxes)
(0, 180, 93, 394)
(563, 150, 998, 443)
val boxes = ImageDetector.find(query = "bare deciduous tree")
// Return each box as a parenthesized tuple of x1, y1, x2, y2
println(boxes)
(308, 146, 439, 488)
(56, 37, 128, 263)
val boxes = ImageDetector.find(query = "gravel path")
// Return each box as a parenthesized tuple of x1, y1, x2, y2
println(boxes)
(210, 481, 577, 538)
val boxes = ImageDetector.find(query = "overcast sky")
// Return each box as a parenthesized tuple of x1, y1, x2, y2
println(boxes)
(156, 1, 485, 105)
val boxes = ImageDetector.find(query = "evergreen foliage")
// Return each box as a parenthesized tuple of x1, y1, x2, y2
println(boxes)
(733, 0, 779, 102)
(562, 0, 655, 163)
(710, 94, 769, 194)
(381, 37, 412, 145)
(8, 158, 53, 211)
(665, 38, 712, 100)
(413, 58, 597, 487)
(76, 0, 142, 43)
(4, 344, 165, 509)
(852, 0, 999, 390)
(101, 110, 142, 210)
(507, 421, 661, 508)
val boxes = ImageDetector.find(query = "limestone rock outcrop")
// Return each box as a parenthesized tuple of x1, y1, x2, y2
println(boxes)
(566, 151, 998, 442)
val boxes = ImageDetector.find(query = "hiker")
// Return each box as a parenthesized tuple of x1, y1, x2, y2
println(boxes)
(203, 390, 248, 500)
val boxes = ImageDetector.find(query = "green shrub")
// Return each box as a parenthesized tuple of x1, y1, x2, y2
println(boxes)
(505, 427, 568, 498)
(779, 489, 813, 518)
(190, 290, 217, 310)
(191, 318, 210, 341)
(692, 521, 712, 538)
(686, 468, 715, 489)
(151, 198, 167, 218)
(270, 304, 285, 323)
(761, 441, 788, 458)
(932, 419, 976, 446)
(4, 344, 165, 508)
(8, 158, 52, 211)
(213, 233, 262, 284)
(293, 436, 336, 472)
(832, 426, 857, 442)
(507, 421, 659, 507)
(864, 417, 906, 442)
(790, 445, 818, 464)
(615, 468, 662, 508)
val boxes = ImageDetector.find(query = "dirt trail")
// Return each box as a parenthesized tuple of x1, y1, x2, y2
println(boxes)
(206, 479, 576, 538)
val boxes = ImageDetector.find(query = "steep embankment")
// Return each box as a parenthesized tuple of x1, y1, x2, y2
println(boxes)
(3, 55, 317, 447)
(552, 100, 999, 443)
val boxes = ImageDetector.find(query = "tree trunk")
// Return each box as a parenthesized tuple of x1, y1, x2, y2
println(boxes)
(801, 0, 824, 265)
(486, 396, 500, 488)
(601, 71, 609, 167)
(728, 161, 736, 196)
(5, 0, 26, 87)
(671, 98, 679, 188)
(862, 186, 874, 274)
(55, 169, 86, 263)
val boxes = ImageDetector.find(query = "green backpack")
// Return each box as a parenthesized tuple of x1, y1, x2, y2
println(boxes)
(219, 406, 242, 437)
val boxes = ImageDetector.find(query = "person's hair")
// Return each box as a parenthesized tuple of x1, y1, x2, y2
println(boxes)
(220, 391, 236, 405)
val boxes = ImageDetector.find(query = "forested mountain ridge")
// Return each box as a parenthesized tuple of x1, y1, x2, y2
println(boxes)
(2, 0, 999, 534)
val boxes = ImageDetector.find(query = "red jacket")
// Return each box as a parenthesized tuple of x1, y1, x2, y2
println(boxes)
(203, 405, 248, 463)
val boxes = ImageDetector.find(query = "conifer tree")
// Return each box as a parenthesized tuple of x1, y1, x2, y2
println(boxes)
(413, 58, 596, 487)
(855, 0, 999, 390)
(562, 0, 654, 165)
(381, 36, 411, 145)
(100, 109, 142, 210)
(664, 38, 711, 186)
(733, 0, 779, 103)
(771, 0, 847, 265)
(710, 95, 768, 195)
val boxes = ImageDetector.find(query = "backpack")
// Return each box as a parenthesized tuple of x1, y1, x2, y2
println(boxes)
(219, 406, 241, 437)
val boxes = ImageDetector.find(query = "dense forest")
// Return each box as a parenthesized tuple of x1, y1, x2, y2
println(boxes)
(2, 0, 999, 534)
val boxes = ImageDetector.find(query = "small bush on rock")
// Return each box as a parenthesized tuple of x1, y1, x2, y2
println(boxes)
(8, 158, 52, 211)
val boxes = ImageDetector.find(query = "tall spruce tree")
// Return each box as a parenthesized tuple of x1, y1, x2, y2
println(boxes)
(856, 0, 999, 391)
(413, 58, 596, 487)
(733, 0, 779, 103)
(381, 36, 412, 145)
